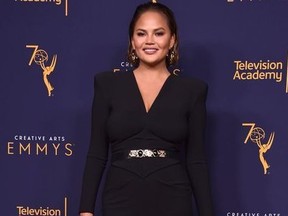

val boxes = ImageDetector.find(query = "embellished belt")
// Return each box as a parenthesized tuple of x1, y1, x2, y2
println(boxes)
(112, 149, 180, 162)
(128, 149, 167, 158)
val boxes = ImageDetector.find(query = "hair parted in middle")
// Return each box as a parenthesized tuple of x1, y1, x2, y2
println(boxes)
(127, 2, 179, 67)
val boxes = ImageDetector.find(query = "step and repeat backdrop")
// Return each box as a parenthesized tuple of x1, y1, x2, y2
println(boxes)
(1, 0, 287, 216)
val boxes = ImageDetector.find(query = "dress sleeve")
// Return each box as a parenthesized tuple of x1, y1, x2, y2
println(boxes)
(186, 83, 214, 216)
(79, 74, 110, 213)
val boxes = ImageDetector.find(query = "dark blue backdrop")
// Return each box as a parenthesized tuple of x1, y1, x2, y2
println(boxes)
(1, 0, 287, 216)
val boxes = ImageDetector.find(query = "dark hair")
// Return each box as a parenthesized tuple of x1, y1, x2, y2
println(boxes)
(127, 2, 179, 67)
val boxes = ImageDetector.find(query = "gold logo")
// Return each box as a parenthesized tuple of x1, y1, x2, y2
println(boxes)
(243, 123, 275, 174)
(227, 0, 262, 2)
(15, 0, 69, 16)
(232, 58, 288, 94)
(17, 197, 68, 216)
(26, 45, 58, 97)
(7, 135, 73, 157)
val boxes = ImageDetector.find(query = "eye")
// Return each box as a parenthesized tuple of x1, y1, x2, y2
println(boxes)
(136, 32, 145, 37)
(155, 31, 164, 36)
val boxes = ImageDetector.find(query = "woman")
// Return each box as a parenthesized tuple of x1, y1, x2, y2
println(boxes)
(79, 2, 213, 216)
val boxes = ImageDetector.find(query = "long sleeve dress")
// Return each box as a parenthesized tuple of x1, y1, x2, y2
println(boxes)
(79, 70, 213, 216)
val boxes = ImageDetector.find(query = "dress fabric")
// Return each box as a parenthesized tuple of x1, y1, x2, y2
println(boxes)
(79, 71, 213, 216)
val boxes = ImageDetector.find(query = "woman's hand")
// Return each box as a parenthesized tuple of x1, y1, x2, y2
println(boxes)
(80, 213, 93, 216)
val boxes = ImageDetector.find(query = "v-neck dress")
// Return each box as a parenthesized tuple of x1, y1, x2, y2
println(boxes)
(79, 71, 213, 216)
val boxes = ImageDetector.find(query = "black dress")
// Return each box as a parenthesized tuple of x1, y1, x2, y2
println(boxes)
(79, 71, 213, 216)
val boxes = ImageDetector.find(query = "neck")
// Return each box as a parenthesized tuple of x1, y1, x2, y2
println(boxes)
(134, 62, 170, 79)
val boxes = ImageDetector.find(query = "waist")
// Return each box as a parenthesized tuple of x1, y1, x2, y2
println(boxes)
(111, 149, 180, 162)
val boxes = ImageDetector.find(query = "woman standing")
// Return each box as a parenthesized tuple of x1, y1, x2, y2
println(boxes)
(79, 2, 213, 216)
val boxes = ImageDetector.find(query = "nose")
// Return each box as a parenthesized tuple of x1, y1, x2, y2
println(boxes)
(145, 34, 154, 44)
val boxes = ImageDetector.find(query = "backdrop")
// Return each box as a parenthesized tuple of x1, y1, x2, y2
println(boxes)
(1, 0, 287, 216)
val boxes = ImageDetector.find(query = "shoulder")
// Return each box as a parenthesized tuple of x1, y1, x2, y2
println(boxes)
(173, 74, 208, 95)
(94, 70, 129, 85)
(93, 71, 132, 96)
(94, 71, 114, 83)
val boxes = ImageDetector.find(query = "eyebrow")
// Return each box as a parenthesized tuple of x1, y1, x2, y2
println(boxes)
(135, 27, 166, 32)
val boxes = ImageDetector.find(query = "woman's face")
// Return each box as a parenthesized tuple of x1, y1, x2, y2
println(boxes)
(131, 11, 175, 67)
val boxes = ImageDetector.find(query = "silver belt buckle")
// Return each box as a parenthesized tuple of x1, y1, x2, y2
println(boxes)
(128, 149, 167, 158)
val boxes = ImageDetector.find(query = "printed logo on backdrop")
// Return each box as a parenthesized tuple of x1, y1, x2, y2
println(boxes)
(227, 0, 256, 2)
(232, 58, 288, 93)
(113, 61, 134, 73)
(14, 0, 69, 16)
(242, 123, 275, 174)
(227, 0, 277, 3)
(26, 45, 58, 97)
(17, 197, 68, 216)
(226, 212, 281, 216)
(7, 135, 74, 157)
(113, 61, 180, 75)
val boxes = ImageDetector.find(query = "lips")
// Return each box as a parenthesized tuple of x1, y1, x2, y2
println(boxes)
(143, 48, 158, 54)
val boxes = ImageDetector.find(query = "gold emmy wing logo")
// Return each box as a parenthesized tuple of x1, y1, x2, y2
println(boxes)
(26, 45, 58, 97)
(243, 123, 275, 174)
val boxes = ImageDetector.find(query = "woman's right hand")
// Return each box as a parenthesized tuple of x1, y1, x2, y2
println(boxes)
(80, 213, 93, 216)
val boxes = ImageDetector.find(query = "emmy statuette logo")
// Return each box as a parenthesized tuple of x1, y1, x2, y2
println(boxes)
(242, 123, 275, 175)
(26, 45, 58, 97)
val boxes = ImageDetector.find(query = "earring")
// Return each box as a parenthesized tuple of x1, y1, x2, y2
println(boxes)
(168, 49, 176, 65)
(131, 50, 138, 64)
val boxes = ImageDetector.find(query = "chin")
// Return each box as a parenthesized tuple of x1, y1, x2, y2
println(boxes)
(140, 58, 166, 67)
(141, 61, 163, 67)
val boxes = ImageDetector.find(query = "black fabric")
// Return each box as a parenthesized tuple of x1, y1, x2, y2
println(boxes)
(79, 70, 213, 216)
